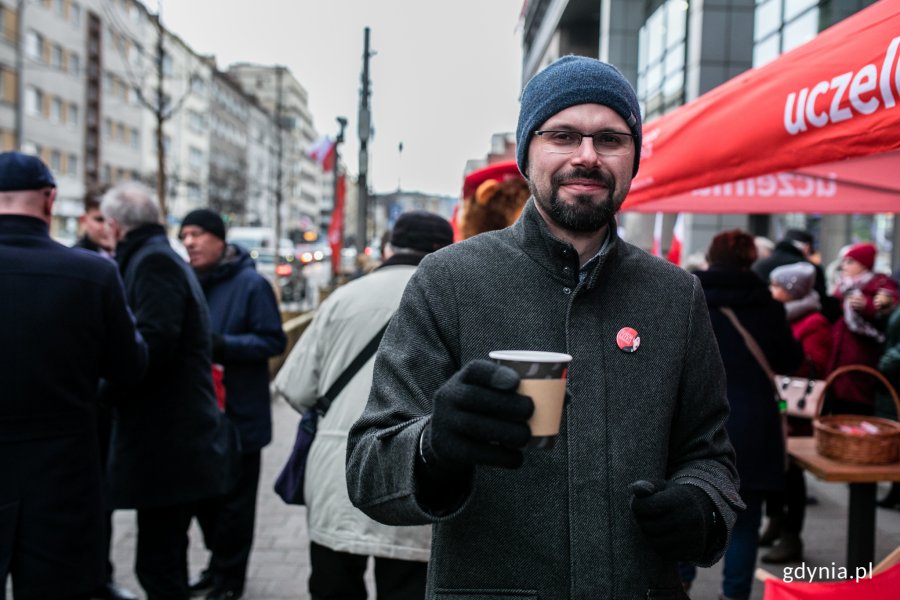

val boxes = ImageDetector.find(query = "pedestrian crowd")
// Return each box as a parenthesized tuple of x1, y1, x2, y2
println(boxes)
(2, 54, 900, 600)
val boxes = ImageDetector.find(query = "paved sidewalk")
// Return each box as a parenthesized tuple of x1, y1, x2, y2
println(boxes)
(109, 399, 318, 599)
(97, 399, 899, 599)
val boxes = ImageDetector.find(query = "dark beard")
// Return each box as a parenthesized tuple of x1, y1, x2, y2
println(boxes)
(530, 167, 621, 232)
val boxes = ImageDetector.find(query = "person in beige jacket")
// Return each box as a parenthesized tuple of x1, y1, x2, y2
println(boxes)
(274, 211, 453, 600)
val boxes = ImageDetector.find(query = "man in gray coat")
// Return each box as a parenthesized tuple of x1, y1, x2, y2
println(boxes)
(347, 56, 743, 599)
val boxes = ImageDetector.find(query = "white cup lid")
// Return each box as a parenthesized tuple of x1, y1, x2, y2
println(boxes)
(489, 350, 573, 363)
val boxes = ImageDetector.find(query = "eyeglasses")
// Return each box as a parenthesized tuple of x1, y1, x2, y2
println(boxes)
(533, 130, 635, 157)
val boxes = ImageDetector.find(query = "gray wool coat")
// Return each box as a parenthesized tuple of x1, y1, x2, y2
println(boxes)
(346, 200, 743, 600)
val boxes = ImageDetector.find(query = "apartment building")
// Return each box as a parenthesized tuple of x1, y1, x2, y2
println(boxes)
(521, 0, 890, 266)
(227, 63, 323, 235)
(0, 0, 325, 238)
(141, 28, 213, 224)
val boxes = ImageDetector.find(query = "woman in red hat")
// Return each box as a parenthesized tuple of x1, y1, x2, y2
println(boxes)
(826, 242, 898, 413)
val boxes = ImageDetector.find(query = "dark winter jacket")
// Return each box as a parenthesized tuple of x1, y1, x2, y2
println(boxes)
(198, 244, 286, 453)
(880, 307, 900, 387)
(106, 224, 240, 509)
(696, 268, 803, 493)
(347, 200, 743, 599)
(0, 215, 147, 597)
(878, 307, 900, 419)
(752, 241, 840, 321)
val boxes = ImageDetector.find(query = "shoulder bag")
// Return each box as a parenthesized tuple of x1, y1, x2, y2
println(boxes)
(274, 321, 389, 505)
(720, 307, 792, 468)
(720, 308, 825, 419)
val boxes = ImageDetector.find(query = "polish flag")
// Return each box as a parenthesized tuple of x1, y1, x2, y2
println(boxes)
(308, 136, 336, 169)
(666, 213, 684, 265)
(651, 212, 663, 257)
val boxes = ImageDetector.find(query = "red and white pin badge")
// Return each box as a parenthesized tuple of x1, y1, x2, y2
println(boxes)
(616, 327, 640, 353)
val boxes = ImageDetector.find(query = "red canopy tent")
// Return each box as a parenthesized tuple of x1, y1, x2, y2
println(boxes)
(623, 0, 900, 214)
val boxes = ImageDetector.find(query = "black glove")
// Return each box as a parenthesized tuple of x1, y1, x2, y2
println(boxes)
(630, 479, 718, 563)
(211, 333, 226, 363)
(422, 359, 534, 475)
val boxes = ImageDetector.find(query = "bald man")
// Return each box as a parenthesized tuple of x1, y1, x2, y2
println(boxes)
(0, 152, 147, 600)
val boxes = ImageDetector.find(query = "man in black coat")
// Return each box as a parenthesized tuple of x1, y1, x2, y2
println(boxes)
(751, 229, 840, 321)
(101, 182, 240, 600)
(72, 186, 138, 600)
(180, 209, 286, 600)
(0, 152, 147, 600)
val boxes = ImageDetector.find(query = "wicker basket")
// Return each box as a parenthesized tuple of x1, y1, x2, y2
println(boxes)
(813, 364, 900, 465)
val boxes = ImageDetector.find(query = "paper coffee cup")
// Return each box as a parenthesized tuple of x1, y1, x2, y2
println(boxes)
(489, 350, 572, 449)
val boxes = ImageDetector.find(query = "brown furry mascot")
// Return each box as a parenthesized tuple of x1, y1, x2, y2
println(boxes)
(455, 161, 529, 241)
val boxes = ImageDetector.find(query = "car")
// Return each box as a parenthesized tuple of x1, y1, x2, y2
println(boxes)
(249, 247, 306, 304)
(294, 241, 330, 266)
(228, 227, 293, 256)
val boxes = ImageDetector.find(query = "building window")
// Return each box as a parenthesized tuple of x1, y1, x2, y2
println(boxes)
(753, 0, 821, 67)
(188, 110, 206, 132)
(50, 149, 62, 172)
(130, 43, 142, 68)
(131, 127, 139, 148)
(637, 0, 688, 120)
(51, 44, 64, 69)
(50, 97, 62, 123)
(162, 53, 173, 77)
(25, 86, 42, 115)
(190, 75, 206, 96)
(68, 154, 78, 176)
(189, 146, 204, 170)
(69, 53, 80, 76)
(26, 30, 43, 61)
(71, 2, 81, 26)
(53, 0, 64, 17)
(67, 103, 78, 126)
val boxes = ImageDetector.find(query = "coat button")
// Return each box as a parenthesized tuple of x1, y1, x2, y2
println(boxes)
(563, 287, 571, 294)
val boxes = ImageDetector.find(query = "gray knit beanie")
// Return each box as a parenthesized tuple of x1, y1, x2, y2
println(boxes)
(516, 55, 642, 178)
(770, 262, 816, 299)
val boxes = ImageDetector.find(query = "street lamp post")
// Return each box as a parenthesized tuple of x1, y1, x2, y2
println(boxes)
(357, 27, 372, 261)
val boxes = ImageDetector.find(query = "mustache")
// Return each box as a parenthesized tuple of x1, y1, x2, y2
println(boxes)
(552, 168, 614, 188)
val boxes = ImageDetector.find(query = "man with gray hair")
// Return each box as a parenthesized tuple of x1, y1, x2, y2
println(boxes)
(0, 152, 147, 600)
(101, 182, 240, 600)
(347, 56, 742, 598)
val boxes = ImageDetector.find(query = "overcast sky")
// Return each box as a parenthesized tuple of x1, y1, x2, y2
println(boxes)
(161, 0, 525, 198)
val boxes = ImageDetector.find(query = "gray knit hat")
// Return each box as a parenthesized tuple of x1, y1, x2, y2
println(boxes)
(770, 262, 816, 299)
(516, 55, 642, 178)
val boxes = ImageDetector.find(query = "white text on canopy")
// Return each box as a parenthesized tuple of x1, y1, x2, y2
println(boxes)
(784, 36, 900, 135)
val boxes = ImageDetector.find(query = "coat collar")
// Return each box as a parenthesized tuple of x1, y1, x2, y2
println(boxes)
(510, 198, 620, 290)
(115, 223, 168, 273)
(0, 214, 50, 237)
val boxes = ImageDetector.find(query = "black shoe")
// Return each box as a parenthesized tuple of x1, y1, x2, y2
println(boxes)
(877, 485, 900, 509)
(189, 570, 215, 596)
(877, 495, 900, 509)
(761, 533, 804, 564)
(207, 590, 243, 600)
(758, 516, 783, 547)
(91, 581, 139, 600)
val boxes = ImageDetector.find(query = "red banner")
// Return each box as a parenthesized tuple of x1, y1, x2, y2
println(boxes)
(762, 563, 900, 599)
(624, 0, 900, 213)
(327, 174, 345, 276)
